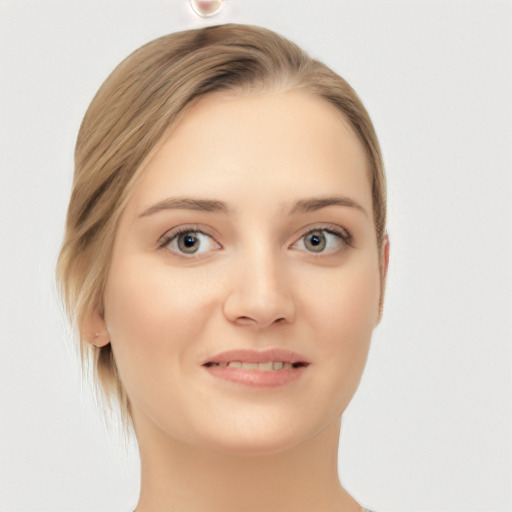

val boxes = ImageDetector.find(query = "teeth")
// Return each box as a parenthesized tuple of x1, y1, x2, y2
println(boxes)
(226, 361, 293, 371)
(210, 361, 295, 371)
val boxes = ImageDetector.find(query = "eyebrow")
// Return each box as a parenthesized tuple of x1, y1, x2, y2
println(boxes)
(139, 195, 367, 218)
(139, 197, 230, 217)
(288, 196, 368, 217)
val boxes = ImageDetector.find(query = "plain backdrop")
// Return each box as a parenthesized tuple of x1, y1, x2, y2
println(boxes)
(1, 1, 511, 511)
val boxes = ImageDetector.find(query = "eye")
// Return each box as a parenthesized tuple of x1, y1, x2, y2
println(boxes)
(291, 228, 350, 254)
(160, 228, 221, 256)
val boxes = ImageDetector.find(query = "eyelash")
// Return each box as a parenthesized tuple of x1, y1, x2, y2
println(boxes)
(157, 225, 219, 256)
(291, 225, 353, 254)
(157, 224, 353, 257)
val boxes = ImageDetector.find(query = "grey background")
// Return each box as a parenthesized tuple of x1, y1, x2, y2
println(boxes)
(0, 1, 511, 511)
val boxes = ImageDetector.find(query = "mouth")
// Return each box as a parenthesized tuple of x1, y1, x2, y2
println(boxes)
(201, 349, 310, 387)
(203, 361, 309, 371)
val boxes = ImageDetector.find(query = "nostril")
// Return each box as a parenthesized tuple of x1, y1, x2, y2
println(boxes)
(223, 288, 296, 327)
(234, 316, 257, 326)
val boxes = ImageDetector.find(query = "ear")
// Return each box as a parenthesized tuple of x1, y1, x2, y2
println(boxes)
(83, 308, 110, 348)
(377, 234, 390, 324)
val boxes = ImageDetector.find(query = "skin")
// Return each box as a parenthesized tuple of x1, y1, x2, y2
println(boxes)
(87, 90, 389, 512)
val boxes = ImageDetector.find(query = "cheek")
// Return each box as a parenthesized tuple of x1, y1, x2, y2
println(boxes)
(298, 258, 380, 398)
(302, 257, 380, 341)
(102, 257, 219, 385)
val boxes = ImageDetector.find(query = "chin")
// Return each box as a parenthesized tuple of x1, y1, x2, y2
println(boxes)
(203, 434, 305, 457)
(190, 414, 335, 458)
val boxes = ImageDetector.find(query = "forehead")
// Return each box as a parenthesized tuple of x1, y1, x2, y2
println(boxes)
(126, 90, 372, 216)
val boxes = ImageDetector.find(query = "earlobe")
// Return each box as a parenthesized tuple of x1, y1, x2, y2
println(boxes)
(83, 308, 110, 347)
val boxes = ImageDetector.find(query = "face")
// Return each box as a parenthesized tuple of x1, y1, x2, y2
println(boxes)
(94, 90, 386, 455)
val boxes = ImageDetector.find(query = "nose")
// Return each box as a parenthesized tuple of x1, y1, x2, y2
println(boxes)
(222, 248, 296, 328)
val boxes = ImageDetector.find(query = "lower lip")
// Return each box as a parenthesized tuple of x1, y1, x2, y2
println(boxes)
(203, 365, 308, 387)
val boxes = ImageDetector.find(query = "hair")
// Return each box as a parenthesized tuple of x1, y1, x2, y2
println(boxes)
(56, 23, 386, 432)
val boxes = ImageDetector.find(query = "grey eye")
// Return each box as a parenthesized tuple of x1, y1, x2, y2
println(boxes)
(177, 232, 201, 253)
(303, 230, 326, 252)
(166, 230, 220, 256)
(292, 228, 347, 254)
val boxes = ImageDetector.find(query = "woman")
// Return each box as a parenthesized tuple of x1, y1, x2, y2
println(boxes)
(57, 23, 389, 512)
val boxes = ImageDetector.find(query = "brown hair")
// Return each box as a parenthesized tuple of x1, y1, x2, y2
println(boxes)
(56, 23, 386, 430)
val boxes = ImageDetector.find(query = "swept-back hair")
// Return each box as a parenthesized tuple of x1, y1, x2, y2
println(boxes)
(56, 23, 386, 432)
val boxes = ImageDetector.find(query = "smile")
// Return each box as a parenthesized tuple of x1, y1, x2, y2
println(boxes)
(202, 349, 310, 387)
(203, 361, 308, 371)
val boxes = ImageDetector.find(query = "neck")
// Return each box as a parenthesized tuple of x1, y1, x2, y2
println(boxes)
(133, 416, 361, 512)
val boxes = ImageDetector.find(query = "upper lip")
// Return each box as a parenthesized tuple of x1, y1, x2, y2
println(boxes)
(202, 348, 311, 366)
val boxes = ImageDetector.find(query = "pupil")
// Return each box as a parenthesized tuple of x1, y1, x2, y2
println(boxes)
(184, 235, 196, 247)
(305, 230, 326, 252)
(179, 232, 199, 253)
